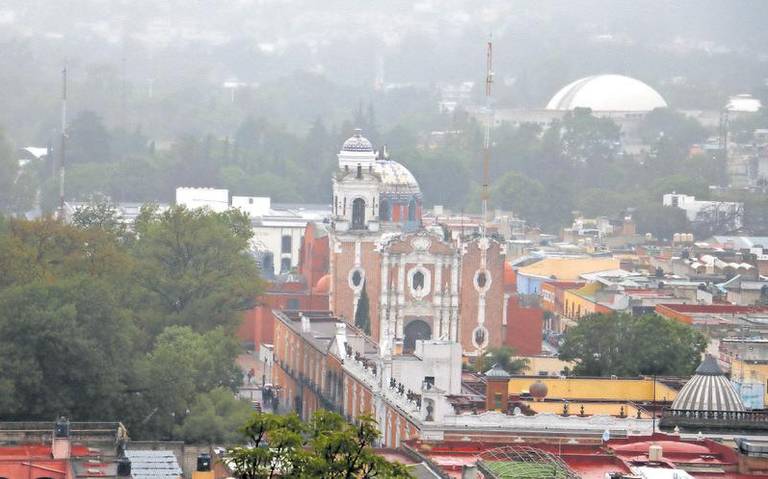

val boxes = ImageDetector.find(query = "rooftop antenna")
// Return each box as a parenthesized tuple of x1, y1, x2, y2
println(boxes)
(482, 36, 494, 236)
(57, 65, 68, 220)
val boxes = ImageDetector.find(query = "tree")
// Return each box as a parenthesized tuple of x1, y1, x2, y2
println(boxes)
(474, 346, 529, 375)
(227, 410, 412, 479)
(71, 195, 127, 237)
(133, 326, 243, 439)
(174, 387, 254, 444)
(355, 283, 371, 335)
(67, 110, 112, 164)
(558, 313, 707, 377)
(634, 204, 690, 240)
(131, 205, 262, 332)
(0, 275, 140, 420)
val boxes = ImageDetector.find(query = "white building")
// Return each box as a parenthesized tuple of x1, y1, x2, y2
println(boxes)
(174, 187, 330, 277)
(175, 187, 229, 212)
(663, 193, 744, 232)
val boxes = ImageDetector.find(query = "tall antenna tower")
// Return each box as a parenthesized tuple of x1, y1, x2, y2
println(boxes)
(482, 38, 494, 236)
(57, 66, 68, 220)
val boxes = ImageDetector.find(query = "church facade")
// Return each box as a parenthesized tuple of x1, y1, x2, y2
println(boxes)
(328, 130, 506, 356)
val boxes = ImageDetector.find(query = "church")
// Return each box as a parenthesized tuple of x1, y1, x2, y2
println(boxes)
(326, 129, 507, 356)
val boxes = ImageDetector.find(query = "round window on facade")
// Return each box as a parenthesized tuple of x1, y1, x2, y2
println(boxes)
(472, 325, 489, 349)
(474, 269, 491, 292)
(348, 268, 365, 290)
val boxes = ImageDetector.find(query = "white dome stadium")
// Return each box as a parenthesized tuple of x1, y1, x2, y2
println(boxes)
(546, 74, 667, 112)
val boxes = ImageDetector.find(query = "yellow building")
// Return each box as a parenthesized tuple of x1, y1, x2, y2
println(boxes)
(562, 282, 614, 321)
(731, 358, 768, 405)
(508, 376, 678, 402)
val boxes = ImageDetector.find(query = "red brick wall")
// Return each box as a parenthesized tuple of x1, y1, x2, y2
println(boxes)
(237, 305, 276, 349)
(331, 237, 381, 340)
(299, 223, 330, 288)
(504, 295, 543, 355)
(458, 239, 505, 352)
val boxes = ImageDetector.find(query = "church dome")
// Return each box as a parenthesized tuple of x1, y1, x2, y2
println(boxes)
(546, 74, 667, 112)
(670, 355, 745, 412)
(375, 159, 421, 196)
(341, 129, 374, 152)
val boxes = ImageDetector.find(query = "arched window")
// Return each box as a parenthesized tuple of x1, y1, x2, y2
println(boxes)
(380, 199, 391, 221)
(413, 271, 425, 291)
(352, 198, 366, 229)
(403, 319, 432, 353)
(408, 199, 416, 221)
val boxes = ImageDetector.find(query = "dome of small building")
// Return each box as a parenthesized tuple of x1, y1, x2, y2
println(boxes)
(313, 274, 331, 295)
(546, 74, 667, 112)
(485, 363, 511, 379)
(670, 355, 745, 412)
(341, 129, 374, 152)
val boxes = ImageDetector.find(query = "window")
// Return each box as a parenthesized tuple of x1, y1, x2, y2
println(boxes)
(408, 199, 416, 221)
(413, 271, 425, 291)
(494, 392, 503, 409)
(476, 272, 487, 288)
(352, 198, 366, 229)
(287, 299, 300, 310)
(351, 270, 363, 287)
(249, 197, 254, 204)
(280, 257, 292, 273)
(474, 328, 486, 346)
(261, 253, 274, 276)
(282, 235, 292, 254)
(380, 199, 391, 221)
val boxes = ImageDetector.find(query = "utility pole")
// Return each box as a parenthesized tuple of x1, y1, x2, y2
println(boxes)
(58, 65, 68, 220)
(482, 37, 494, 236)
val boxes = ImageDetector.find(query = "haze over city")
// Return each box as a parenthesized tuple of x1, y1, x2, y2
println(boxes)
(1, 2, 768, 478)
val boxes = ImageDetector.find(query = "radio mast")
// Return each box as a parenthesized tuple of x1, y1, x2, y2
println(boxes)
(482, 38, 494, 236)
(57, 66, 68, 220)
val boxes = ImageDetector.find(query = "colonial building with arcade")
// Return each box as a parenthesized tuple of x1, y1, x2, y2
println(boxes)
(327, 129, 507, 356)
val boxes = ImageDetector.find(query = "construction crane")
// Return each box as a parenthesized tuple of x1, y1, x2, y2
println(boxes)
(482, 38, 494, 236)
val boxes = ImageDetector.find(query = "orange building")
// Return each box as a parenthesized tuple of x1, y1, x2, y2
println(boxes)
(271, 310, 424, 447)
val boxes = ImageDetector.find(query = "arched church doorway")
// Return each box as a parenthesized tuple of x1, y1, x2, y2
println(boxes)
(352, 198, 366, 229)
(403, 319, 431, 353)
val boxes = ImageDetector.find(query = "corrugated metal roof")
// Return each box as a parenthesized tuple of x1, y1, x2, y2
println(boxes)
(125, 450, 183, 479)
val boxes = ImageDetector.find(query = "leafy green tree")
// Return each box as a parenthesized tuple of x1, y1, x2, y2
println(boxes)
(634, 204, 690, 240)
(355, 283, 371, 335)
(0, 276, 140, 420)
(133, 326, 242, 439)
(71, 195, 127, 237)
(227, 410, 412, 479)
(174, 387, 254, 444)
(558, 313, 707, 377)
(131, 205, 262, 332)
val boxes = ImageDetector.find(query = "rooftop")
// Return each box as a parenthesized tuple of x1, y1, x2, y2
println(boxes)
(516, 257, 621, 281)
